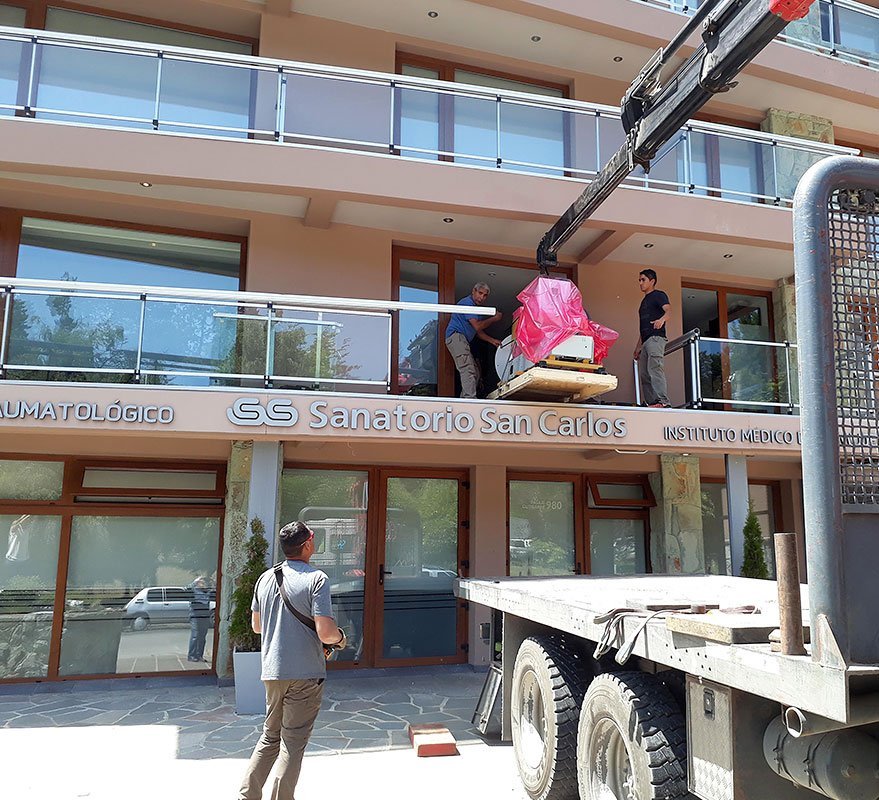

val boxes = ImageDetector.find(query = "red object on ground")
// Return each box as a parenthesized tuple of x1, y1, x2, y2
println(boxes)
(768, 0, 815, 22)
(512, 276, 619, 364)
(408, 723, 459, 757)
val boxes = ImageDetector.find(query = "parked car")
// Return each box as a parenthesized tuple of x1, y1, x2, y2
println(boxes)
(124, 586, 216, 631)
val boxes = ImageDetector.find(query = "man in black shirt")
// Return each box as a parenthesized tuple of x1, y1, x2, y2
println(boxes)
(633, 269, 671, 407)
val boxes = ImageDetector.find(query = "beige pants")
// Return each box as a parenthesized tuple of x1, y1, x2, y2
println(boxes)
(445, 332, 480, 398)
(638, 335, 669, 406)
(238, 678, 324, 800)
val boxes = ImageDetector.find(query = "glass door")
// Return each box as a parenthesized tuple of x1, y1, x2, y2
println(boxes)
(588, 516, 649, 576)
(376, 472, 467, 666)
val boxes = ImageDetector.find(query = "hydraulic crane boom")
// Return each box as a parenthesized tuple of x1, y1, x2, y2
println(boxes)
(536, 0, 815, 273)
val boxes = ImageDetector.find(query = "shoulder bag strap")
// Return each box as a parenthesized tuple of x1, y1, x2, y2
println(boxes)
(272, 562, 317, 632)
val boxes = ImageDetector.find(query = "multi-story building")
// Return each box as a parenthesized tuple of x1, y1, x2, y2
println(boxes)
(0, 0, 872, 684)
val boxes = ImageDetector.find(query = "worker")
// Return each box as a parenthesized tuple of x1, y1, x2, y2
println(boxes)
(444, 282, 502, 398)
(633, 268, 671, 408)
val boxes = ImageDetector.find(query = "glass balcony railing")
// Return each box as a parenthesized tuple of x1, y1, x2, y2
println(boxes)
(634, 329, 799, 413)
(0, 278, 492, 391)
(0, 26, 854, 207)
(639, 0, 879, 72)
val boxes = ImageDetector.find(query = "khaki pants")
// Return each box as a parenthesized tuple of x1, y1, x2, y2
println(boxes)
(638, 335, 669, 406)
(238, 679, 324, 800)
(445, 332, 480, 398)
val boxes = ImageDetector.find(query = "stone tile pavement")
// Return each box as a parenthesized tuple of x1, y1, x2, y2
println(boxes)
(0, 667, 527, 800)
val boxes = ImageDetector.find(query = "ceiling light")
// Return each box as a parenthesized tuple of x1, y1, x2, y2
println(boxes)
(614, 449, 649, 455)
(643, 243, 654, 248)
(688, 294, 695, 299)
(150, 242, 157, 247)
(723, 253, 734, 259)
(139, 181, 152, 188)
(531, 35, 542, 42)
(488, 271, 496, 277)
(428, 10, 438, 17)
(443, 217, 454, 223)
(682, 452, 691, 457)
(613, 56, 623, 62)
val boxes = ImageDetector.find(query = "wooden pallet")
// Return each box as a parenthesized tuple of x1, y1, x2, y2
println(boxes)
(488, 366, 618, 402)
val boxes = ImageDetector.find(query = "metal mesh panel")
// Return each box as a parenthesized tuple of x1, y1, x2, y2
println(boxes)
(829, 188, 879, 505)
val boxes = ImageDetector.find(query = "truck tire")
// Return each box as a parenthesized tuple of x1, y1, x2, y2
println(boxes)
(511, 634, 588, 800)
(577, 671, 690, 800)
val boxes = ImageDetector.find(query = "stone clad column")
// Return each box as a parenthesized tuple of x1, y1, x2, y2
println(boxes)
(649, 455, 704, 574)
(761, 108, 834, 203)
(216, 440, 253, 680)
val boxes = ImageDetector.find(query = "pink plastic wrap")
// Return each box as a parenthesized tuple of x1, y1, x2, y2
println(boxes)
(512, 277, 619, 364)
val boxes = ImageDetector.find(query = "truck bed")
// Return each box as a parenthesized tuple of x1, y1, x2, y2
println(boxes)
(457, 574, 879, 722)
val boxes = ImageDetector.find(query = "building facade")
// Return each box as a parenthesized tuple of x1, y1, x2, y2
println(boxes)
(0, 0, 874, 683)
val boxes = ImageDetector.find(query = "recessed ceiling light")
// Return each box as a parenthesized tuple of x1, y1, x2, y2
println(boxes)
(139, 181, 152, 188)
(531, 35, 542, 42)
(613, 56, 623, 62)
(723, 253, 734, 258)
(150, 242, 157, 247)
(688, 294, 695, 299)
(488, 271, 497, 277)
(443, 217, 454, 223)
(643, 243, 654, 248)
(428, 10, 438, 17)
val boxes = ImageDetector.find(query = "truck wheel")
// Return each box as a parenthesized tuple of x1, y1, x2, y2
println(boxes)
(511, 634, 588, 800)
(577, 672, 690, 800)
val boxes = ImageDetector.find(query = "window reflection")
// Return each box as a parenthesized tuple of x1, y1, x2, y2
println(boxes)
(589, 518, 647, 576)
(0, 515, 62, 679)
(59, 516, 220, 676)
(508, 481, 576, 576)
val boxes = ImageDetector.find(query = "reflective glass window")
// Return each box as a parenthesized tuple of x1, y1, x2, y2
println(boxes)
(0, 514, 62, 679)
(397, 258, 440, 395)
(0, 6, 26, 116)
(280, 469, 369, 664)
(508, 480, 575, 576)
(59, 515, 220, 676)
(589, 518, 647, 576)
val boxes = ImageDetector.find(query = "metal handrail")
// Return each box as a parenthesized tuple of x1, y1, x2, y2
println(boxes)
(0, 25, 855, 207)
(637, 0, 879, 72)
(633, 329, 800, 412)
(0, 278, 495, 390)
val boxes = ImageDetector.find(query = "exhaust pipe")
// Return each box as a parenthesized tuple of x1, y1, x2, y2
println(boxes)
(763, 716, 879, 800)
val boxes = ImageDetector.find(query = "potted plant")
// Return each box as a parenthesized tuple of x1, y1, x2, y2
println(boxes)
(740, 502, 770, 580)
(231, 516, 269, 714)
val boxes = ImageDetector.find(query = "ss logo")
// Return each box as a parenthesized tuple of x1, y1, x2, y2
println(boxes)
(227, 397, 299, 427)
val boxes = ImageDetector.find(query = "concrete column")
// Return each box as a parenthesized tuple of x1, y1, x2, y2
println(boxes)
(649, 455, 704, 574)
(216, 440, 253, 680)
(468, 464, 507, 667)
(247, 440, 283, 562)
(725, 455, 750, 577)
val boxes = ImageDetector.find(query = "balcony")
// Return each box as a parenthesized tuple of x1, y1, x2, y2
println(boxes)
(639, 0, 879, 72)
(0, 26, 852, 208)
(635, 330, 799, 413)
(1, 279, 798, 418)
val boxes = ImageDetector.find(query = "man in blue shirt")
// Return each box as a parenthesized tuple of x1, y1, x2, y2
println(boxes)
(445, 282, 503, 398)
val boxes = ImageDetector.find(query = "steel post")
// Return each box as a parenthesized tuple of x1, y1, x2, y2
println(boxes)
(775, 532, 807, 656)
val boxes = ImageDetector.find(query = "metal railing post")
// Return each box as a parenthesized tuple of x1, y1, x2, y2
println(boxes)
(633, 358, 642, 406)
(693, 331, 703, 408)
(496, 95, 502, 168)
(688, 335, 699, 408)
(594, 112, 601, 177)
(24, 36, 38, 115)
(264, 302, 274, 388)
(783, 339, 795, 413)
(388, 79, 396, 154)
(135, 293, 146, 383)
(152, 51, 163, 129)
(686, 127, 695, 193)
(314, 310, 323, 380)
(828, 0, 839, 55)
(771, 140, 781, 205)
(0, 288, 12, 378)
(274, 67, 285, 142)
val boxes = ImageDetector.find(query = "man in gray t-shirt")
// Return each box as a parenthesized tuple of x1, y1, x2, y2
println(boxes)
(238, 521, 346, 800)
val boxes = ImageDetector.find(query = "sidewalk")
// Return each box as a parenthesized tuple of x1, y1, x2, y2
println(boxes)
(1, 669, 528, 800)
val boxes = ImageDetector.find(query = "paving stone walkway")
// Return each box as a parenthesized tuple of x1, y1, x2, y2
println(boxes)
(0, 668, 487, 759)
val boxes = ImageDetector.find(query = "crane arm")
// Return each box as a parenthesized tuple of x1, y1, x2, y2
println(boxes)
(536, 0, 816, 273)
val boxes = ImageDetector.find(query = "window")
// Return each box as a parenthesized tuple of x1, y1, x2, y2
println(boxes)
(146, 589, 163, 602)
(508, 480, 576, 576)
(397, 55, 569, 175)
(701, 481, 779, 577)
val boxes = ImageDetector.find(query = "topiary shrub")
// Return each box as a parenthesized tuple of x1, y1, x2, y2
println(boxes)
(740, 502, 769, 580)
(229, 517, 269, 653)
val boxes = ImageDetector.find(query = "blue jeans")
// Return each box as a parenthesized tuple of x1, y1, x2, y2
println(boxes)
(188, 616, 210, 661)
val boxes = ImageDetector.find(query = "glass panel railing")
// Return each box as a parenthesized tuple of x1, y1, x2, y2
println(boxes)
(0, 25, 854, 206)
(634, 332, 799, 412)
(0, 278, 490, 392)
(637, 0, 879, 72)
